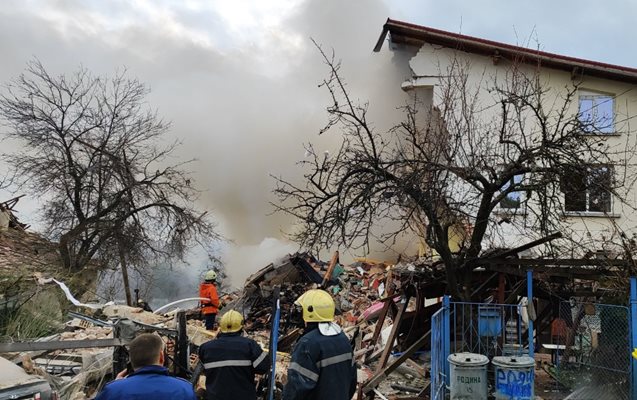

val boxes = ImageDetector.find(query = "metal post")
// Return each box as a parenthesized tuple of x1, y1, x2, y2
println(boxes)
(630, 277, 637, 400)
(527, 269, 534, 358)
(176, 311, 188, 378)
(442, 295, 451, 387)
(268, 286, 281, 400)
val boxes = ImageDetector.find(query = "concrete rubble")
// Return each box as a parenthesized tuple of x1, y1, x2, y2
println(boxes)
(1, 251, 439, 399)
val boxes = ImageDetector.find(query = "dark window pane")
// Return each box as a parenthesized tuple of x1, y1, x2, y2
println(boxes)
(563, 168, 587, 211)
(588, 166, 612, 212)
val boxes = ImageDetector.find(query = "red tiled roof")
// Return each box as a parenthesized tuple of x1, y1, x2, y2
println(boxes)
(374, 19, 637, 84)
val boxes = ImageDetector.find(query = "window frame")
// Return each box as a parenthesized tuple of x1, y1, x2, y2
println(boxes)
(497, 173, 526, 212)
(562, 165, 615, 216)
(578, 90, 616, 135)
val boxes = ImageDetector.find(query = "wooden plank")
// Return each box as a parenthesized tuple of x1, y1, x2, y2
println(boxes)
(480, 258, 628, 268)
(365, 300, 392, 363)
(376, 297, 409, 373)
(0, 338, 130, 353)
(321, 251, 340, 286)
(483, 264, 622, 280)
(504, 281, 526, 304)
(362, 330, 431, 394)
(483, 232, 562, 259)
(470, 272, 498, 297)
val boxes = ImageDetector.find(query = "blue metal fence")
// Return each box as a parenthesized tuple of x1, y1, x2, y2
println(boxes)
(631, 277, 637, 400)
(449, 301, 528, 358)
(430, 300, 448, 400)
(428, 274, 637, 399)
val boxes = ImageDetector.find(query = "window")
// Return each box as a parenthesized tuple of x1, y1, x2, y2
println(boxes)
(500, 174, 524, 209)
(578, 92, 614, 134)
(562, 166, 613, 213)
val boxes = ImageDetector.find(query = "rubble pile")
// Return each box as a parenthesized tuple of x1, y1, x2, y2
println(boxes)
(226, 253, 396, 332)
(0, 251, 444, 399)
(218, 251, 441, 397)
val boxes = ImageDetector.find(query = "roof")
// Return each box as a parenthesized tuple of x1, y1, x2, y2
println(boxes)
(374, 19, 637, 84)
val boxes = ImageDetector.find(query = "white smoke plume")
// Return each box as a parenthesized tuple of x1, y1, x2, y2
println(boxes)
(5, 1, 631, 302)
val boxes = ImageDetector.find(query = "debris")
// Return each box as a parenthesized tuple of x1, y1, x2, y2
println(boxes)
(38, 277, 113, 310)
(2, 250, 440, 399)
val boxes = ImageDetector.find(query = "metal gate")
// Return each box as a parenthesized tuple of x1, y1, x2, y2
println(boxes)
(430, 297, 449, 400)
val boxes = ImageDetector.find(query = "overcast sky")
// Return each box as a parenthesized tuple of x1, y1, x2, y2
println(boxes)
(1, 0, 635, 283)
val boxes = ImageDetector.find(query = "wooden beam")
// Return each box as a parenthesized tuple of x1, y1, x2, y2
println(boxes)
(322, 251, 340, 287)
(364, 296, 399, 364)
(483, 264, 622, 278)
(470, 272, 498, 298)
(0, 338, 130, 353)
(481, 232, 562, 260)
(480, 258, 628, 267)
(504, 281, 526, 304)
(375, 297, 409, 373)
(362, 330, 431, 394)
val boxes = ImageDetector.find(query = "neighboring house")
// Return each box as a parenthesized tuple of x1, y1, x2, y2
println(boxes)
(373, 19, 637, 256)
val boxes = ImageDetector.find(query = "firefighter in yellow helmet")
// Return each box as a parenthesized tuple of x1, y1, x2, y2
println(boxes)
(198, 310, 270, 400)
(282, 289, 357, 400)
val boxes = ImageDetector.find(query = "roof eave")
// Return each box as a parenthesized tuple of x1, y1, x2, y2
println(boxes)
(374, 18, 637, 85)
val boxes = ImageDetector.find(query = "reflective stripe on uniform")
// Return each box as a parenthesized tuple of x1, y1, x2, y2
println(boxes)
(253, 351, 267, 367)
(289, 362, 319, 382)
(316, 352, 352, 368)
(203, 360, 252, 369)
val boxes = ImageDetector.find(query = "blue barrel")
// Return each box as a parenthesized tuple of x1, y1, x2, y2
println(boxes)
(492, 356, 535, 400)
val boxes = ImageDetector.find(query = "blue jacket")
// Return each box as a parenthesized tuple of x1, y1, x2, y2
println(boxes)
(94, 365, 196, 400)
(282, 327, 357, 400)
(198, 332, 270, 400)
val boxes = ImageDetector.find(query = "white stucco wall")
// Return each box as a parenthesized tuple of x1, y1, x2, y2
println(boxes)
(397, 42, 637, 255)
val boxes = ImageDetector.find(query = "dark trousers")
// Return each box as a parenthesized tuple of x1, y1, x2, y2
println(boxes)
(204, 313, 217, 330)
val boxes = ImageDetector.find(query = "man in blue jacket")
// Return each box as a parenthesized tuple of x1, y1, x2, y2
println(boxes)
(282, 289, 357, 400)
(95, 333, 196, 400)
(198, 310, 270, 400)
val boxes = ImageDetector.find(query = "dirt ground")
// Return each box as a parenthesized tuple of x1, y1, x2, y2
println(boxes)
(535, 366, 571, 400)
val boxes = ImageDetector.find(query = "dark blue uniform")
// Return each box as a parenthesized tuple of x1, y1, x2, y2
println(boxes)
(95, 365, 196, 400)
(198, 331, 270, 400)
(282, 328, 357, 400)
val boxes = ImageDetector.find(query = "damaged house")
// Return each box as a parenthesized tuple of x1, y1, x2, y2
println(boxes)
(373, 19, 637, 257)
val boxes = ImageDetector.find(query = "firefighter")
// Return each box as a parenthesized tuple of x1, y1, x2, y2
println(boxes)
(198, 310, 270, 400)
(199, 270, 220, 330)
(282, 289, 357, 400)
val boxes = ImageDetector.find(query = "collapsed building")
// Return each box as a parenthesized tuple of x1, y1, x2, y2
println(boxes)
(0, 195, 632, 399)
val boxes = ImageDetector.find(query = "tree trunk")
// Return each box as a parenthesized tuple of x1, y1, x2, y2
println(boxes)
(118, 241, 133, 306)
(58, 234, 72, 270)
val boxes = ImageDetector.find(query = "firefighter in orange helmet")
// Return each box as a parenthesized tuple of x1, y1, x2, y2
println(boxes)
(200, 270, 220, 330)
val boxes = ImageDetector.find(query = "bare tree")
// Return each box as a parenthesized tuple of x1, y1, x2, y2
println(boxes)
(273, 45, 637, 299)
(0, 60, 220, 304)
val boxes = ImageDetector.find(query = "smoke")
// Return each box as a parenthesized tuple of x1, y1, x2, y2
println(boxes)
(0, 0, 415, 298)
(224, 237, 299, 288)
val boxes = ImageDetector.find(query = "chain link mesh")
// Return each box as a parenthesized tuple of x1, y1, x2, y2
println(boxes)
(556, 301, 630, 400)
